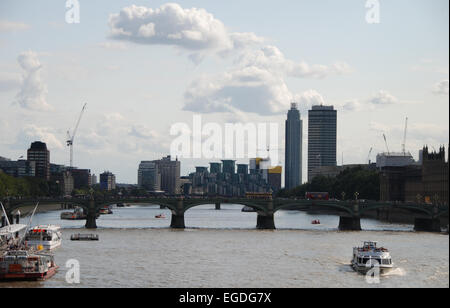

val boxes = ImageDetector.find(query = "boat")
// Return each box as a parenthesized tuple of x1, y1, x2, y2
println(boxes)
(155, 214, 166, 219)
(0, 249, 58, 281)
(61, 207, 86, 220)
(24, 225, 62, 250)
(70, 233, 99, 241)
(311, 219, 321, 225)
(0, 202, 59, 282)
(0, 224, 27, 250)
(99, 207, 113, 215)
(242, 206, 256, 213)
(351, 241, 394, 274)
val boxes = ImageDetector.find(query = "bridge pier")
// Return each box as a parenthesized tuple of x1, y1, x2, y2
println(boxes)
(414, 218, 441, 232)
(170, 198, 185, 229)
(85, 212, 97, 229)
(170, 213, 185, 229)
(215, 203, 221, 210)
(256, 213, 275, 230)
(85, 198, 97, 229)
(338, 216, 361, 231)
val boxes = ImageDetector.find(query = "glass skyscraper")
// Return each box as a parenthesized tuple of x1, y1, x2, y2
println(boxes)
(285, 103, 303, 189)
(308, 105, 337, 182)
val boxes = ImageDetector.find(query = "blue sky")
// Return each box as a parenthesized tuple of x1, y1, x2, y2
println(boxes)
(0, 0, 448, 184)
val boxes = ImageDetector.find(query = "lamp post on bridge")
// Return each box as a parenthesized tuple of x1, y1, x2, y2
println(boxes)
(416, 194, 423, 204)
(353, 192, 360, 215)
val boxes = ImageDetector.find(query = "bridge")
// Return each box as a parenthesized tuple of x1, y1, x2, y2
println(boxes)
(1, 196, 448, 232)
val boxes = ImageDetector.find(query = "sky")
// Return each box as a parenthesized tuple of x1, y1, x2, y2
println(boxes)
(0, 0, 448, 184)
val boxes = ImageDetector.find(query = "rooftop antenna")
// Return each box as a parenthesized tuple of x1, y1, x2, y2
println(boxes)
(67, 103, 87, 168)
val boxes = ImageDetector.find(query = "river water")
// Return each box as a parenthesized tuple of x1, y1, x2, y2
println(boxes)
(1, 204, 448, 288)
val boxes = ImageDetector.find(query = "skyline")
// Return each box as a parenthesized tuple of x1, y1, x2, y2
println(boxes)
(0, 0, 449, 184)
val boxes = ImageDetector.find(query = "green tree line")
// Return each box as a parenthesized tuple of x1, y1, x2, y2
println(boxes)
(277, 167, 380, 201)
(0, 170, 53, 198)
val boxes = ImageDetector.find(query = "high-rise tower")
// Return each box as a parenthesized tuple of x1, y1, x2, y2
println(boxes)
(27, 141, 50, 180)
(285, 103, 303, 189)
(308, 105, 337, 182)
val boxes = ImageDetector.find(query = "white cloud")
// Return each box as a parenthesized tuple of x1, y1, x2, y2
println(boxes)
(129, 124, 159, 139)
(108, 3, 234, 52)
(183, 44, 347, 116)
(183, 64, 330, 116)
(432, 80, 449, 96)
(237, 45, 351, 79)
(293, 90, 326, 115)
(369, 90, 398, 106)
(13, 51, 51, 111)
(97, 41, 129, 50)
(341, 99, 362, 111)
(369, 121, 449, 153)
(0, 20, 30, 32)
(184, 66, 292, 116)
(15, 125, 64, 150)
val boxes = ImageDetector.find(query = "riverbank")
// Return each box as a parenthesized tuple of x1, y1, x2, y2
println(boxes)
(16, 203, 63, 218)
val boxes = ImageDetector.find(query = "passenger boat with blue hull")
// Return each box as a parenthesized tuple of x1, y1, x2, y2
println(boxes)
(351, 241, 394, 274)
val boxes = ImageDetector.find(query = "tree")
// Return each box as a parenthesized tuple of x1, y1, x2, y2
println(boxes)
(278, 167, 380, 201)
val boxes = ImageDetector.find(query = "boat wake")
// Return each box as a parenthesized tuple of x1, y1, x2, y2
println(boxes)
(381, 267, 406, 277)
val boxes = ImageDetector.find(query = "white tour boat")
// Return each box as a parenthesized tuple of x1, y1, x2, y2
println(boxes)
(351, 241, 394, 274)
(24, 225, 62, 250)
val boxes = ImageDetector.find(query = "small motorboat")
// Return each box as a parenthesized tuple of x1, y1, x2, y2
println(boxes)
(155, 214, 166, 219)
(311, 219, 321, 225)
(99, 207, 113, 215)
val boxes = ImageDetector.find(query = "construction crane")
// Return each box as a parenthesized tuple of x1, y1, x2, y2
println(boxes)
(402, 117, 408, 155)
(367, 147, 373, 164)
(382, 134, 390, 154)
(66, 103, 87, 168)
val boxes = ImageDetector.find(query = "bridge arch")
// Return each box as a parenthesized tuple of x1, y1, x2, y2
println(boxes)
(359, 203, 434, 217)
(95, 199, 178, 212)
(5, 199, 89, 215)
(182, 201, 267, 214)
(273, 201, 354, 216)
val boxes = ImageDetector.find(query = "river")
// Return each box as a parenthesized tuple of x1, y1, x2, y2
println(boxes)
(1, 204, 448, 288)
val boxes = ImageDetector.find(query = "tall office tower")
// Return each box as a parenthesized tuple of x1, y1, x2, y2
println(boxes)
(138, 161, 161, 191)
(308, 105, 337, 182)
(285, 103, 303, 189)
(100, 171, 116, 191)
(154, 156, 180, 195)
(27, 141, 50, 180)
